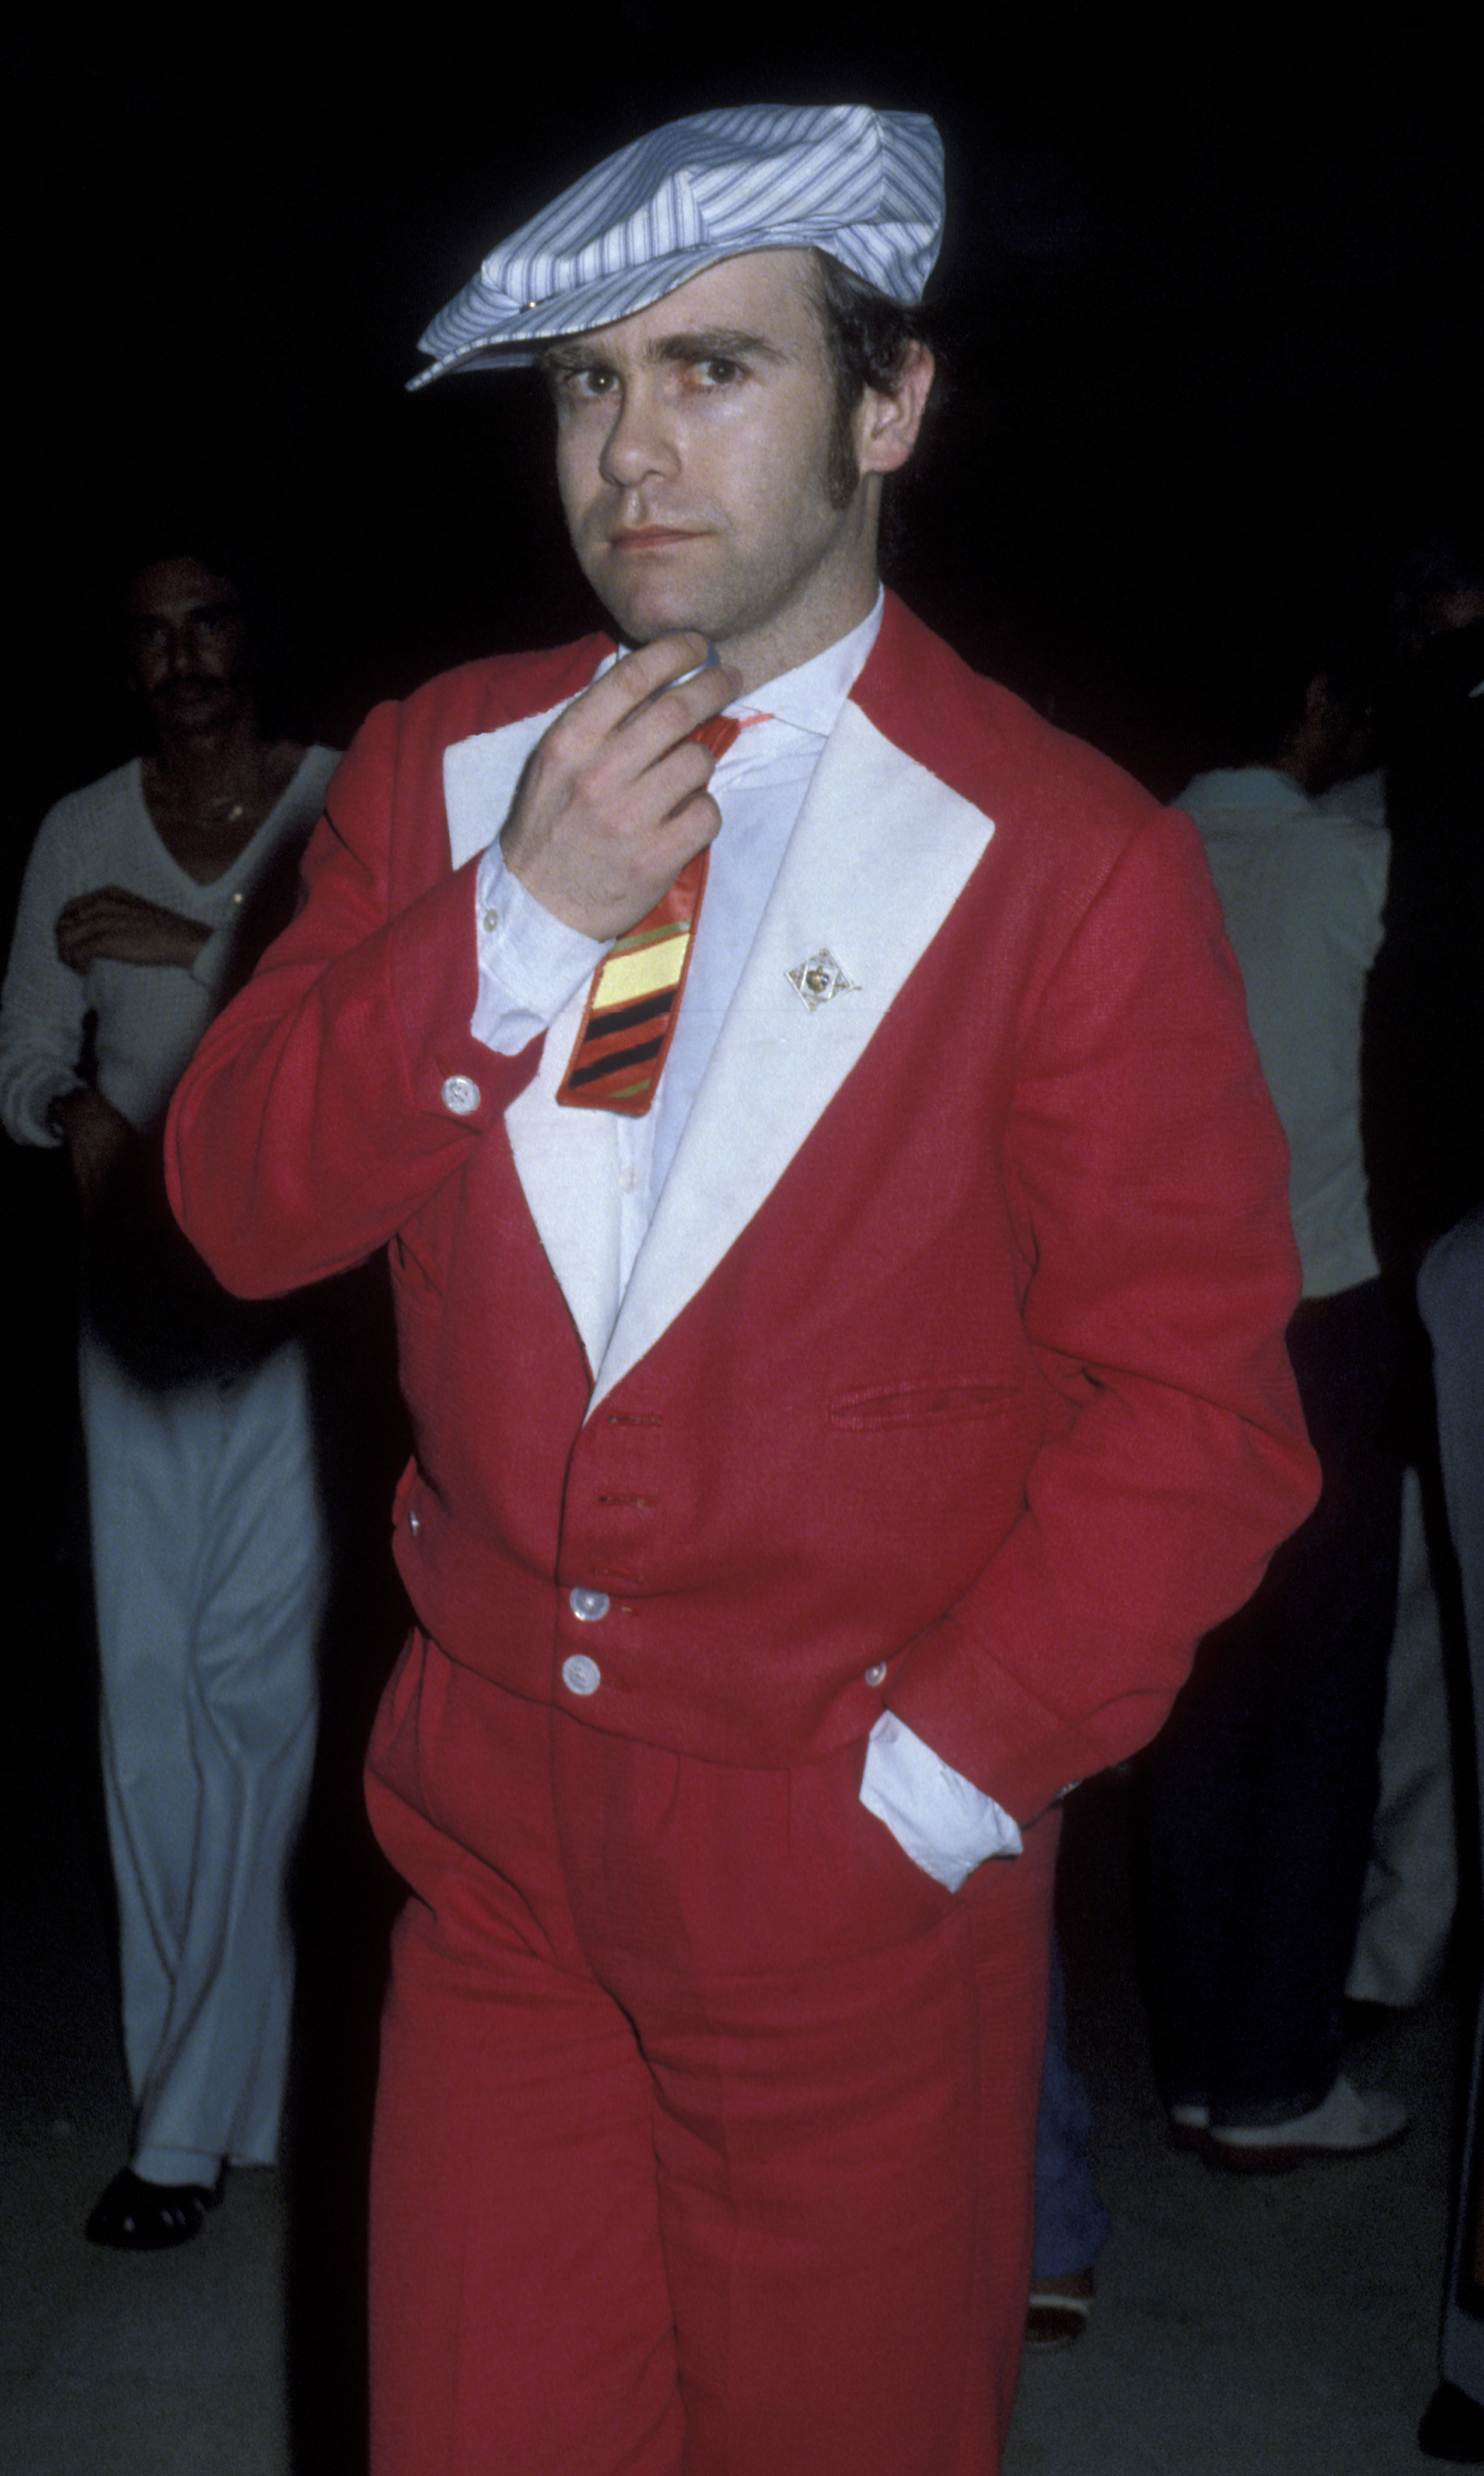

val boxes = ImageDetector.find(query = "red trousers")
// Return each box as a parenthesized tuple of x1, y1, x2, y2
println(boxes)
(365, 1635, 1058, 2476)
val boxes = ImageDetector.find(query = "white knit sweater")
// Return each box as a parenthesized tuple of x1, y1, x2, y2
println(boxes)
(0, 747, 338, 1145)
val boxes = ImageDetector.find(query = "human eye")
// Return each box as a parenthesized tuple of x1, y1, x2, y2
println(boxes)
(550, 357, 618, 404)
(688, 354, 743, 389)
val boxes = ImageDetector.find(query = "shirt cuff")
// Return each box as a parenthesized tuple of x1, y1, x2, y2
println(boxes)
(859, 1709, 1023, 1892)
(471, 842, 611, 1055)
(188, 923, 234, 994)
(34, 1071, 86, 1146)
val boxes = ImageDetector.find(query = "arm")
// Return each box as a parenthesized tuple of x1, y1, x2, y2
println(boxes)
(54, 886, 210, 974)
(0, 806, 92, 1146)
(884, 810, 1318, 1826)
(166, 703, 516, 1292)
(50, 1085, 138, 1215)
(168, 638, 738, 1293)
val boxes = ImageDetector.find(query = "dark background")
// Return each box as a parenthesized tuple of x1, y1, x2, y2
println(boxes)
(2, 23, 1477, 2461)
(11, 7, 1482, 852)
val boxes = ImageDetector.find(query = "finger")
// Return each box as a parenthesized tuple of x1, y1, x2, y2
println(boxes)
(542, 633, 707, 761)
(621, 660, 740, 768)
(644, 739, 724, 825)
(662, 784, 723, 845)
(605, 631, 719, 720)
(610, 668, 743, 799)
(61, 886, 130, 917)
(82, 888, 154, 923)
(57, 900, 122, 936)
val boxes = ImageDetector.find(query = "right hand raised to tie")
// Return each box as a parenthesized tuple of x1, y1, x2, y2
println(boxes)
(499, 632, 741, 940)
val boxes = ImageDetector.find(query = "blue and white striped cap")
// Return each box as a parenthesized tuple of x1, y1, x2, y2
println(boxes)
(411, 104, 943, 387)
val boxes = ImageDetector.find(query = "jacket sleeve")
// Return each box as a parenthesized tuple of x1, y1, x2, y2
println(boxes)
(166, 697, 540, 1296)
(0, 806, 89, 1146)
(885, 806, 1320, 1822)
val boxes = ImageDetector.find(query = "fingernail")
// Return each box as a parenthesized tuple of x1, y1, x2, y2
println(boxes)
(670, 639, 721, 689)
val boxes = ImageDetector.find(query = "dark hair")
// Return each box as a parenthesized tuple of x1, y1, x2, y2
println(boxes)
(108, 520, 306, 739)
(1390, 532, 1484, 658)
(811, 251, 937, 512)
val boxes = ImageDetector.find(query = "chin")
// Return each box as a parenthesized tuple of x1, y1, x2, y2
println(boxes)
(603, 594, 721, 649)
(584, 552, 724, 649)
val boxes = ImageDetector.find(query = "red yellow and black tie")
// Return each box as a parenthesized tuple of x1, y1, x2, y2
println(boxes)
(555, 711, 744, 1117)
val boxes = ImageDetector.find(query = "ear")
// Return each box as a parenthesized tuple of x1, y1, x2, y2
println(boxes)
(853, 342, 936, 479)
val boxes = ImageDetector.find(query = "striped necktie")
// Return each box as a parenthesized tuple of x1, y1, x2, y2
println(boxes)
(555, 711, 744, 1116)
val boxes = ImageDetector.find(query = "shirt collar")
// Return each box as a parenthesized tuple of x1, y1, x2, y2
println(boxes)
(728, 587, 885, 739)
(1181, 765, 1321, 822)
(591, 587, 885, 742)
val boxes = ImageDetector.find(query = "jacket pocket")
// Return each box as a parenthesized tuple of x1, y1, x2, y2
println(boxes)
(827, 1373, 1023, 1432)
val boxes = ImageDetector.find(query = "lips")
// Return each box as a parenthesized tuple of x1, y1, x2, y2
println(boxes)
(608, 527, 705, 552)
(154, 678, 226, 704)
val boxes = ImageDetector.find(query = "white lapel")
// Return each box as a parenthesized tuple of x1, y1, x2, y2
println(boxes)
(445, 711, 627, 1377)
(444, 709, 567, 869)
(587, 700, 995, 1412)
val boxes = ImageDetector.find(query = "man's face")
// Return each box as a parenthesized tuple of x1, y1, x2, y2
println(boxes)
(546, 251, 918, 688)
(126, 558, 250, 738)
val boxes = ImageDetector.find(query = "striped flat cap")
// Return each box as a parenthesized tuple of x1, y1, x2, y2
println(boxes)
(412, 103, 943, 387)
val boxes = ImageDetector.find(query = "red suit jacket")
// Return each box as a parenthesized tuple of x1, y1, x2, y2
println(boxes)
(168, 596, 1317, 1822)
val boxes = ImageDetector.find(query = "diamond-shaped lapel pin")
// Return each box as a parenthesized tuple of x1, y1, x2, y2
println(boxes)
(787, 948, 860, 1013)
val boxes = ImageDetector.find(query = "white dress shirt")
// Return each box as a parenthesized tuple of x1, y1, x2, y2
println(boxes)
(469, 596, 1021, 1890)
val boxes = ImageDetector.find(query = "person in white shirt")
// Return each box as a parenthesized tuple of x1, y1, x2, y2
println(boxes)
(0, 544, 338, 2247)
(1142, 648, 1408, 2168)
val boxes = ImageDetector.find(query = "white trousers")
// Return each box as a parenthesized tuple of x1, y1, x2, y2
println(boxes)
(1346, 1463, 1456, 2007)
(79, 1322, 327, 2185)
(1420, 1210, 1484, 2404)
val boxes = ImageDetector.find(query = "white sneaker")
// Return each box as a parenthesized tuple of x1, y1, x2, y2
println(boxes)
(1204, 2073, 1408, 2172)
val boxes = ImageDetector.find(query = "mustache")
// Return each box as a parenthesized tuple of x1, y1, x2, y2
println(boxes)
(148, 674, 229, 700)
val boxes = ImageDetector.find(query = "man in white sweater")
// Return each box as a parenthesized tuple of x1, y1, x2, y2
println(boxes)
(0, 544, 338, 2246)
(1142, 654, 1406, 2167)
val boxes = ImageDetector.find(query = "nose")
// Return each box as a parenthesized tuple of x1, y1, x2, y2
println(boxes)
(597, 378, 681, 491)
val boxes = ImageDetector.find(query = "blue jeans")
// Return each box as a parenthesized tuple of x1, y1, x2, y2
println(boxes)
(1033, 1935, 1110, 2280)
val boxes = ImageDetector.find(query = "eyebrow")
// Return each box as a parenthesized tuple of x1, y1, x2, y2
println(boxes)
(130, 600, 240, 627)
(543, 327, 788, 377)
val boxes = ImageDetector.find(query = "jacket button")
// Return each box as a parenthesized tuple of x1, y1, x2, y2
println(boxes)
(569, 1587, 610, 1622)
(561, 1654, 602, 1696)
(864, 1661, 888, 1687)
(441, 1074, 480, 1115)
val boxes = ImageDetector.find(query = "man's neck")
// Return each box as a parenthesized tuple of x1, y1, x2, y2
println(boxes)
(151, 702, 267, 791)
(717, 593, 873, 699)
(144, 704, 296, 880)
(709, 505, 883, 694)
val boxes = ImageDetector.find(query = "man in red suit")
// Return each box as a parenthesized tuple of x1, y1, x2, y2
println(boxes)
(168, 106, 1316, 2476)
